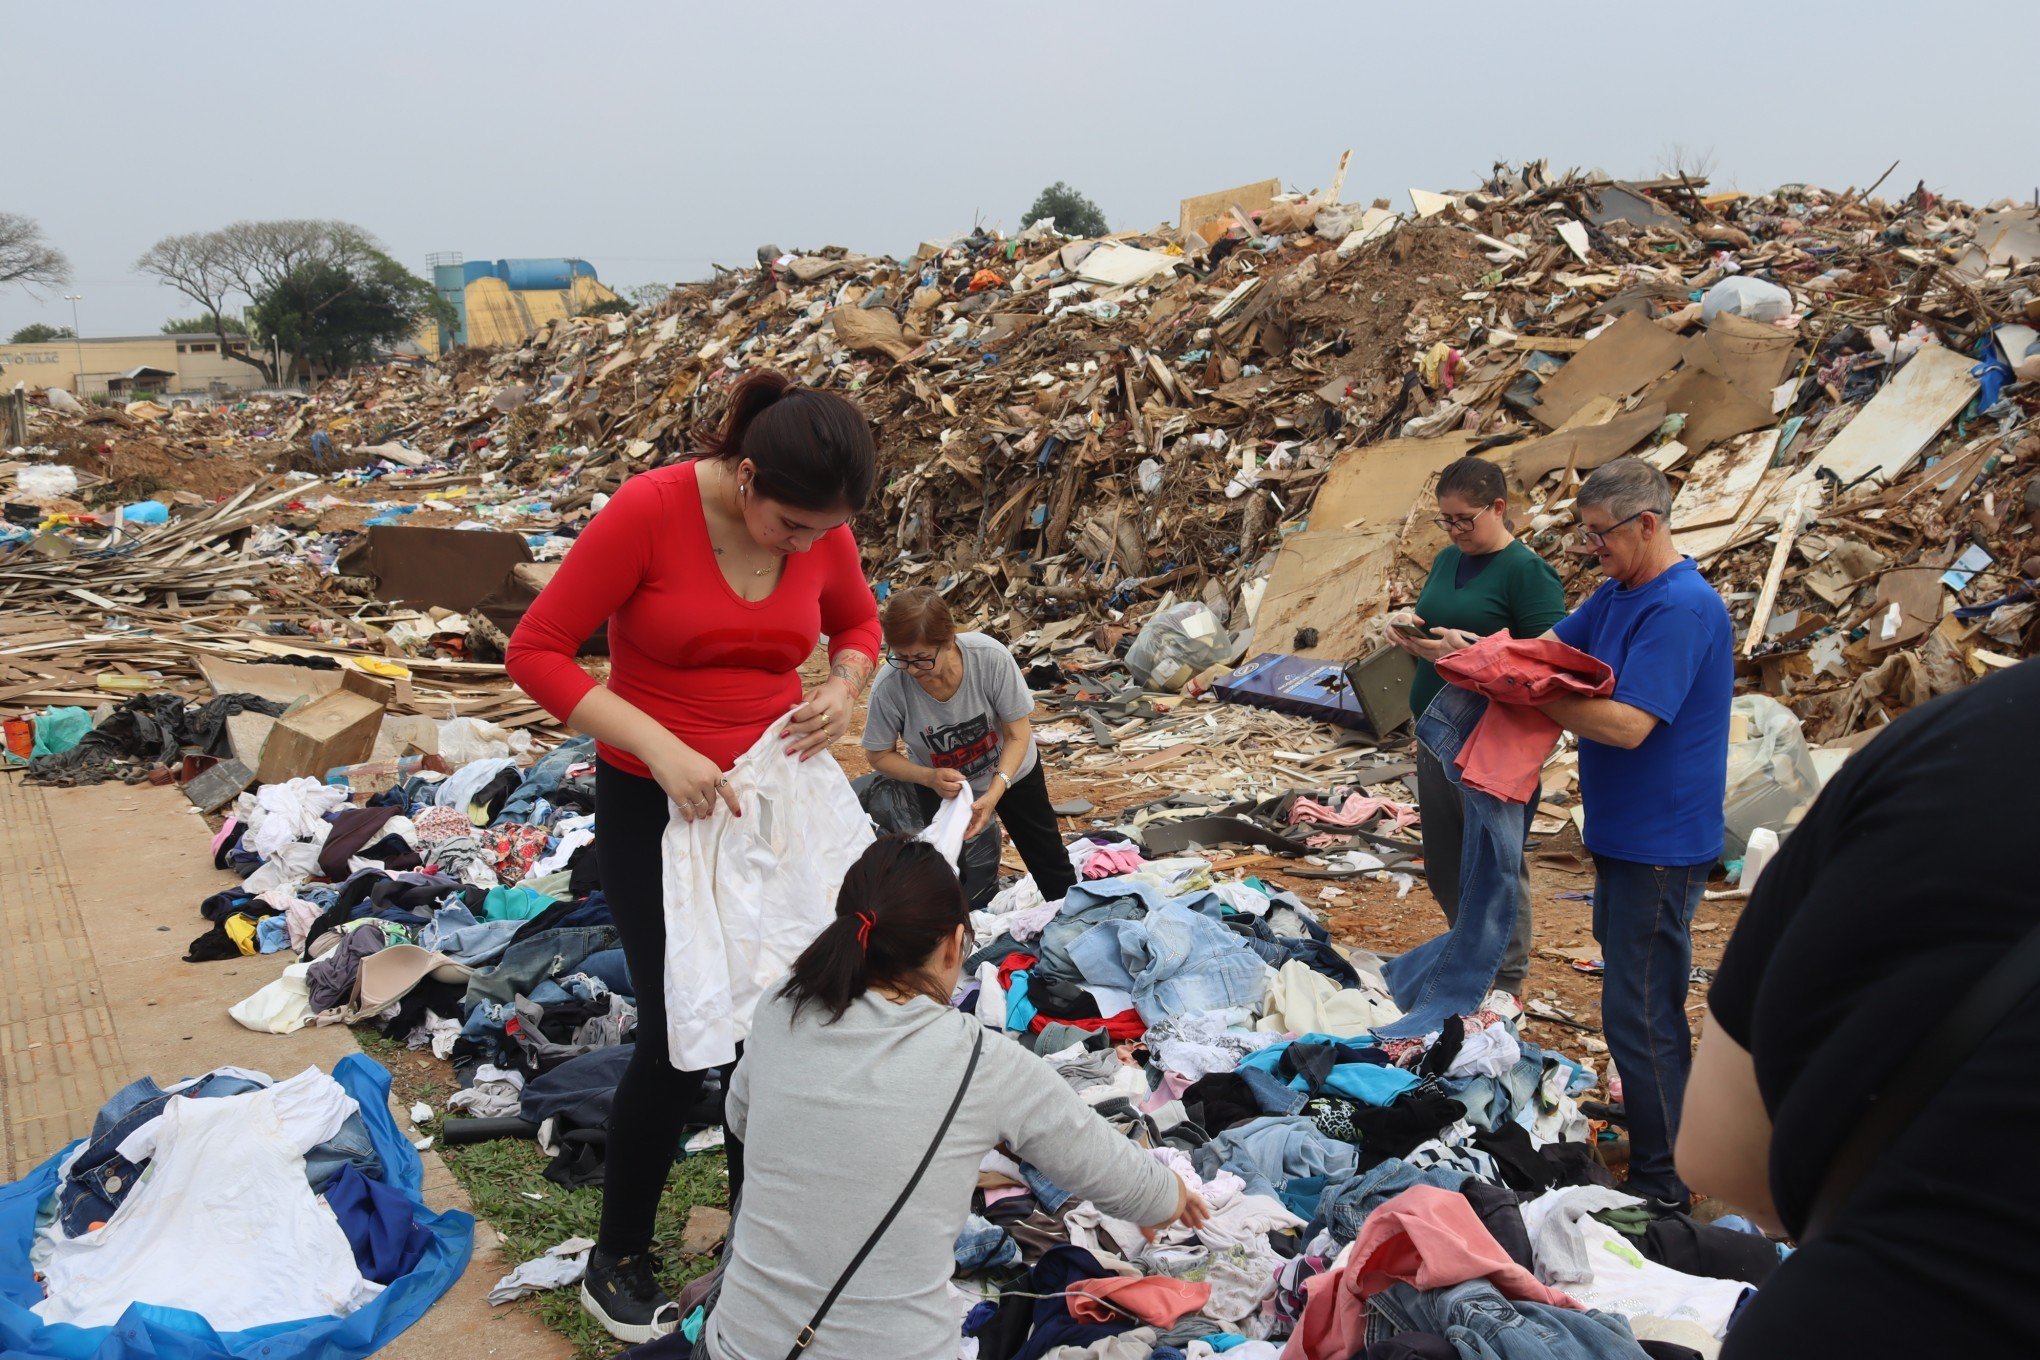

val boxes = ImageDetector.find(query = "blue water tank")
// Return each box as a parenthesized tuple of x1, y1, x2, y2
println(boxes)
(493, 258, 597, 291)
(461, 261, 496, 286)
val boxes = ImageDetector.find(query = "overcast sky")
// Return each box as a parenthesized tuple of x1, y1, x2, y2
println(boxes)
(8, 0, 2035, 337)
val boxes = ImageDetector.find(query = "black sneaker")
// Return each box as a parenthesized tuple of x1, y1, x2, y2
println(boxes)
(581, 1248, 679, 1343)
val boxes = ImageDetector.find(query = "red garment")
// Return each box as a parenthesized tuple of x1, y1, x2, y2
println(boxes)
(1434, 633, 1614, 804)
(506, 463, 881, 777)
(995, 952, 1039, 990)
(1067, 1275, 1212, 1327)
(1284, 1186, 1578, 1360)
(1027, 1009, 1147, 1041)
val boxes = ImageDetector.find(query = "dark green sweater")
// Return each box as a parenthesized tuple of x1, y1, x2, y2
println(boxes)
(1408, 539, 1568, 717)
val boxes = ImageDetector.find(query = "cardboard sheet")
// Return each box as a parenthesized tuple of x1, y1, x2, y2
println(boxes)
(1530, 312, 1687, 429)
(1647, 368, 1776, 451)
(1179, 178, 1280, 248)
(335, 527, 535, 613)
(1503, 403, 1665, 485)
(1253, 435, 1480, 661)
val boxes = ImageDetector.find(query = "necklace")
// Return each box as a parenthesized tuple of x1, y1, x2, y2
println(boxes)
(713, 546, 774, 576)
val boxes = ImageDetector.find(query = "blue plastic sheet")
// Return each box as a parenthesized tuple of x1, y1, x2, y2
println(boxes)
(0, 1055, 472, 1360)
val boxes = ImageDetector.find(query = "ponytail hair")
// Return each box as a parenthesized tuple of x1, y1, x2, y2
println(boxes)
(701, 368, 877, 514)
(779, 834, 971, 1023)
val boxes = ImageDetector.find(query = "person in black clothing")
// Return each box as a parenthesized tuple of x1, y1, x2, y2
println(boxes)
(1678, 658, 2040, 1356)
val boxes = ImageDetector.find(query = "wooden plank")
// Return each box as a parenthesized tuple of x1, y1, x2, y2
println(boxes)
(1808, 346, 1978, 486)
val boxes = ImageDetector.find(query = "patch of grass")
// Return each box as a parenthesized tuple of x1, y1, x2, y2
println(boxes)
(352, 1027, 728, 1360)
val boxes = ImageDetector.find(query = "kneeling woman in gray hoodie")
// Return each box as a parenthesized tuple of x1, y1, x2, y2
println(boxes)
(700, 835, 1208, 1360)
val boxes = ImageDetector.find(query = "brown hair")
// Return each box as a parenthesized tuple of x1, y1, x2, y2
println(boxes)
(777, 835, 971, 1023)
(701, 369, 877, 513)
(880, 586, 957, 649)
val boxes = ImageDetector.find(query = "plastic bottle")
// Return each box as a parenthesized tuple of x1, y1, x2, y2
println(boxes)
(324, 753, 449, 795)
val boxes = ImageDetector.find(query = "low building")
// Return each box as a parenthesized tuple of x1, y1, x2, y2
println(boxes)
(0, 334, 269, 398)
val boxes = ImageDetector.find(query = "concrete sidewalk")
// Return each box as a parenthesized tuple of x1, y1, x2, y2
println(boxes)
(0, 772, 571, 1360)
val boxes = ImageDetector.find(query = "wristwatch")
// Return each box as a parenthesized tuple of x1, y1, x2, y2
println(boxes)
(991, 771, 1011, 789)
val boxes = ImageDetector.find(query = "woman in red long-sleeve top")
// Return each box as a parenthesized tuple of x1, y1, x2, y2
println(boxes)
(505, 370, 881, 1342)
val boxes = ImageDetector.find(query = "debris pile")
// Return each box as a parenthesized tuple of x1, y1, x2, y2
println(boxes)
(5, 158, 2037, 756)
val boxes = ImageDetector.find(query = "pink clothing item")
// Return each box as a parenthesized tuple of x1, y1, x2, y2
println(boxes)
(1067, 1275, 1213, 1327)
(411, 804, 474, 847)
(1436, 633, 1614, 804)
(1140, 1070, 1196, 1114)
(1284, 1186, 1578, 1360)
(1289, 792, 1421, 833)
(1081, 846, 1146, 879)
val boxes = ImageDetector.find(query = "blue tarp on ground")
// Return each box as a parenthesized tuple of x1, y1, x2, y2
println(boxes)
(0, 1055, 472, 1360)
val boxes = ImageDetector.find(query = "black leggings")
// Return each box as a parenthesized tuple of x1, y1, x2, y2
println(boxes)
(595, 758, 746, 1256)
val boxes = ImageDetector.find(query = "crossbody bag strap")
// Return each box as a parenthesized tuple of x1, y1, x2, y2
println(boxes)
(1803, 922, 2040, 1241)
(783, 1026, 983, 1360)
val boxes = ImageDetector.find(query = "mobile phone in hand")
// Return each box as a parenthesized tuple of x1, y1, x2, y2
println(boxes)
(1392, 620, 1435, 639)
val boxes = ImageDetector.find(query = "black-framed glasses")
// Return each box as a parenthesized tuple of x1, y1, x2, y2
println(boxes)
(1571, 509, 1648, 549)
(1431, 505, 1493, 532)
(885, 649, 939, 672)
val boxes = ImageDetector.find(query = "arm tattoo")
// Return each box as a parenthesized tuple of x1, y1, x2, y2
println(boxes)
(829, 651, 875, 697)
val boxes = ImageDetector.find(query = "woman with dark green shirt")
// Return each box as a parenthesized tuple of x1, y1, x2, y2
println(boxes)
(1387, 455, 1565, 997)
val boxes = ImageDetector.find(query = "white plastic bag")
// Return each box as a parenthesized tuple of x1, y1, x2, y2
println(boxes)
(1701, 276, 1794, 325)
(436, 716, 532, 765)
(16, 464, 79, 499)
(1126, 603, 1235, 693)
(1722, 695, 1821, 859)
(660, 714, 876, 1070)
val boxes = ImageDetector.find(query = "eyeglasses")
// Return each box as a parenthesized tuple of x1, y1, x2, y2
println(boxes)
(885, 649, 939, 672)
(1431, 505, 1493, 532)
(1570, 509, 1648, 550)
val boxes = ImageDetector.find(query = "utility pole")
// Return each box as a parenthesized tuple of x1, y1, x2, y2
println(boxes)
(63, 294, 84, 394)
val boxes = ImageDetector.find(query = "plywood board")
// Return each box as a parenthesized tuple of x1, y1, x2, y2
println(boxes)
(1309, 433, 1483, 528)
(1179, 178, 1280, 248)
(1808, 346, 1978, 486)
(1672, 430, 1780, 529)
(1530, 312, 1687, 429)
(1075, 244, 1180, 289)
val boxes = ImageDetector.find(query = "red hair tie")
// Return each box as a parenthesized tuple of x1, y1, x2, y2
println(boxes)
(854, 911, 875, 951)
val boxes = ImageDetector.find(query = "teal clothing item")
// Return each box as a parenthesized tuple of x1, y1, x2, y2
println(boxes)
(479, 885, 556, 922)
(1408, 540, 1567, 718)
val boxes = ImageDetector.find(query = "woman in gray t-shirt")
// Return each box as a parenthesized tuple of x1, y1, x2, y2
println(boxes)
(861, 587, 1077, 906)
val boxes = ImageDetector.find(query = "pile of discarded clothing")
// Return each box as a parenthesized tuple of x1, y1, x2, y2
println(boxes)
(931, 842, 1779, 1359)
(0, 1055, 469, 1360)
(206, 735, 633, 1099)
(191, 722, 1783, 1356)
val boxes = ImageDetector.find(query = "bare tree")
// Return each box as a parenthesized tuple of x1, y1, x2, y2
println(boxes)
(134, 231, 273, 382)
(0, 212, 72, 293)
(1654, 143, 1718, 184)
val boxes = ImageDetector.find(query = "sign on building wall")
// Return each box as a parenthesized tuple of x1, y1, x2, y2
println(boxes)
(0, 349, 63, 366)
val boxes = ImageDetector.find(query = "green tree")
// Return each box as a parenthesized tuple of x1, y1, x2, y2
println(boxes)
(162, 314, 247, 335)
(7, 322, 73, 343)
(251, 251, 452, 380)
(625, 282, 672, 309)
(1021, 182, 1109, 239)
(582, 298, 633, 318)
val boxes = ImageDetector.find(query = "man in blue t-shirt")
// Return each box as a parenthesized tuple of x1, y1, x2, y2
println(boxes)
(1428, 458, 1734, 1207)
(1532, 457, 1733, 1210)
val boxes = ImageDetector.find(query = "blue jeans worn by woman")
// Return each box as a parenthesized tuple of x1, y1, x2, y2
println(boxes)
(1592, 853, 1707, 1205)
(1379, 686, 1536, 1039)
